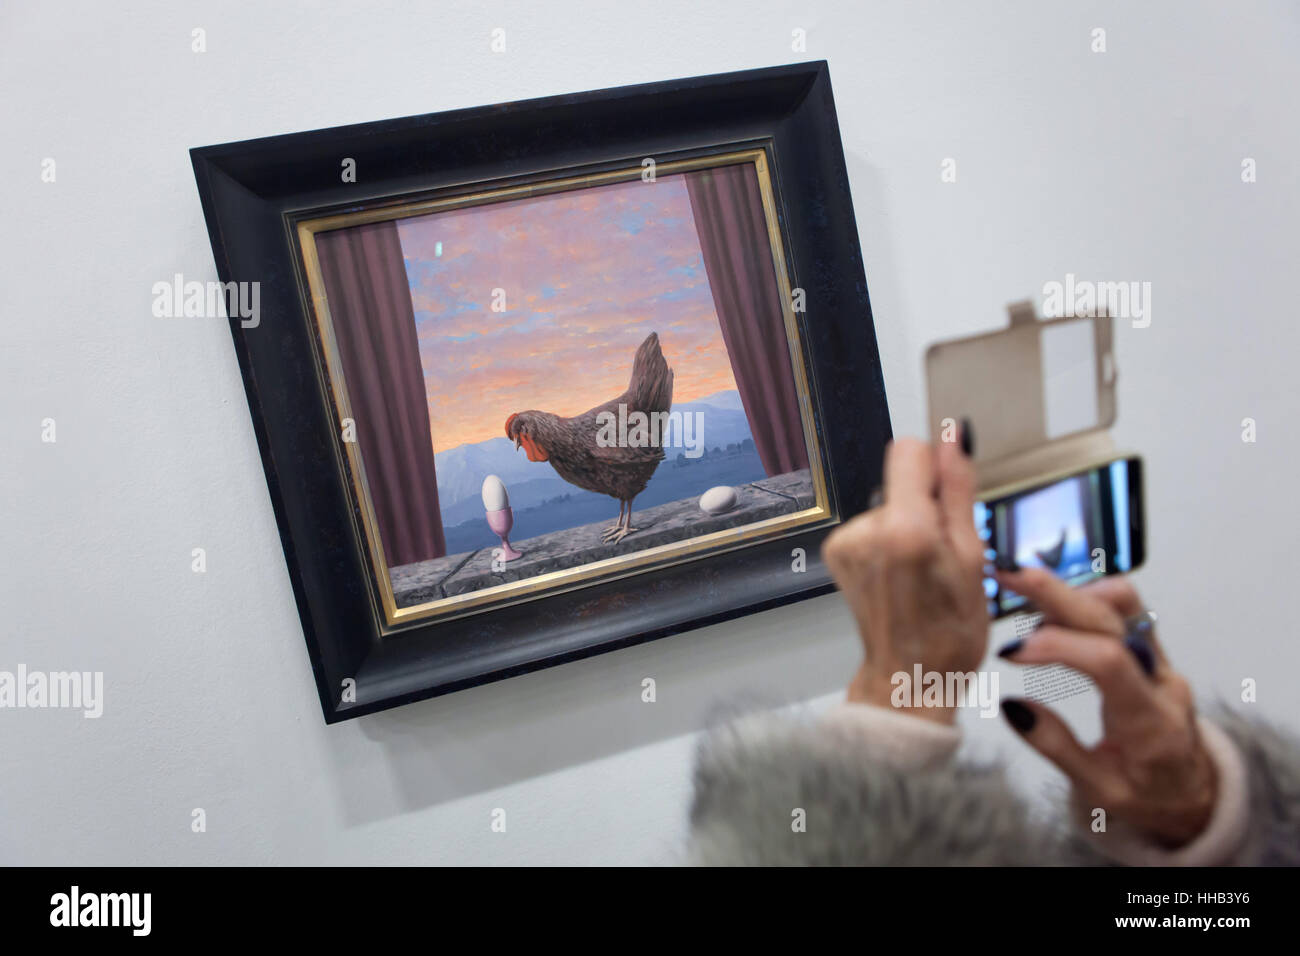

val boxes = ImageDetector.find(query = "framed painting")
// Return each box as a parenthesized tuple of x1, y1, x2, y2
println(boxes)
(191, 61, 891, 721)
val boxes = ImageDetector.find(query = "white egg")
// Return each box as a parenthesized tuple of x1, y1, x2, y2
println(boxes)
(481, 474, 509, 511)
(699, 485, 738, 515)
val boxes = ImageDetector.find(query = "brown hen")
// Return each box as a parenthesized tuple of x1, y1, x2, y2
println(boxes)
(504, 332, 674, 544)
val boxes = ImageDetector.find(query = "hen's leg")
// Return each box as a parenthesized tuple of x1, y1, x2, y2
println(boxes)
(601, 500, 627, 541)
(606, 498, 640, 544)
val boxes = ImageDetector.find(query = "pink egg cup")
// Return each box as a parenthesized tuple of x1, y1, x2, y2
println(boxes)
(485, 507, 522, 561)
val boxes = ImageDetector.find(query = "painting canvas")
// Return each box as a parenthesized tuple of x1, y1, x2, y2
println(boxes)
(300, 150, 829, 627)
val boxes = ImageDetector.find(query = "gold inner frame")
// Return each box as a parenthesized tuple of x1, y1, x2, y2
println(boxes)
(295, 147, 834, 631)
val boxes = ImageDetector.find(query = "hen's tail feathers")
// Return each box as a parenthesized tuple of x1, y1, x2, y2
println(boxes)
(627, 332, 674, 415)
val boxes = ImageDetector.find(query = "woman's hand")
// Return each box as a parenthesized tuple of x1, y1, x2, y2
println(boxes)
(996, 569, 1217, 847)
(821, 437, 988, 724)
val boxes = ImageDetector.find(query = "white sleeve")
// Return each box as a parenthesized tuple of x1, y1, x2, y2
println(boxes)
(819, 702, 963, 770)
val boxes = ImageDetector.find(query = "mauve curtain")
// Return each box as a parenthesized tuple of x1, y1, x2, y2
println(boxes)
(316, 221, 446, 567)
(684, 164, 809, 476)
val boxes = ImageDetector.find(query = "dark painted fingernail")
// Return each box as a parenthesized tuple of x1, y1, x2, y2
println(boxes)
(868, 486, 883, 509)
(994, 553, 1020, 572)
(960, 417, 975, 457)
(996, 638, 1024, 659)
(1002, 699, 1036, 733)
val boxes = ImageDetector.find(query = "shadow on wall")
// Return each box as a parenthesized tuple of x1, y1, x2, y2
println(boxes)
(321, 593, 857, 827)
(842, 150, 920, 433)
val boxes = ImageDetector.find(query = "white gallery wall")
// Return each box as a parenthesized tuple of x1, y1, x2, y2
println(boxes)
(3, 0, 1297, 865)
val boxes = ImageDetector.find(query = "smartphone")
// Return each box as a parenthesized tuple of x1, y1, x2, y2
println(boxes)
(975, 456, 1145, 619)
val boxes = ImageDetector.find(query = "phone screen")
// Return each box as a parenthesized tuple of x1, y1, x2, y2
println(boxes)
(975, 457, 1144, 618)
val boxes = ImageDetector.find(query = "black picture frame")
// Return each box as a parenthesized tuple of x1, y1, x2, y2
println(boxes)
(190, 61, 891, 723)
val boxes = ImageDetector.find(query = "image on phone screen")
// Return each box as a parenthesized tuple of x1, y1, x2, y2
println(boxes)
(975, 457, 1144, 619)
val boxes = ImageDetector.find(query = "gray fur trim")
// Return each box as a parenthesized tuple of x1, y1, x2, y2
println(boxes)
(686, 704, 1300, 866)
(687, 709, 1065, 865)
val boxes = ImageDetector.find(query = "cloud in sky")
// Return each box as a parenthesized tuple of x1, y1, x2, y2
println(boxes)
(397, 174, 740, 453)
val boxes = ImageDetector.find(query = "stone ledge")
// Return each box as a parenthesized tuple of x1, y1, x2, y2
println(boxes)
(390, 468, 814, 607)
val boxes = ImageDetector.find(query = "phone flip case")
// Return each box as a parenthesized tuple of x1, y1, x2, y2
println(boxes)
(926, 300, 1128, 497)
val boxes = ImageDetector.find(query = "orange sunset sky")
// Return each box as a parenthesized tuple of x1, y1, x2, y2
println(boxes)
(396, 174, 739, 454)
